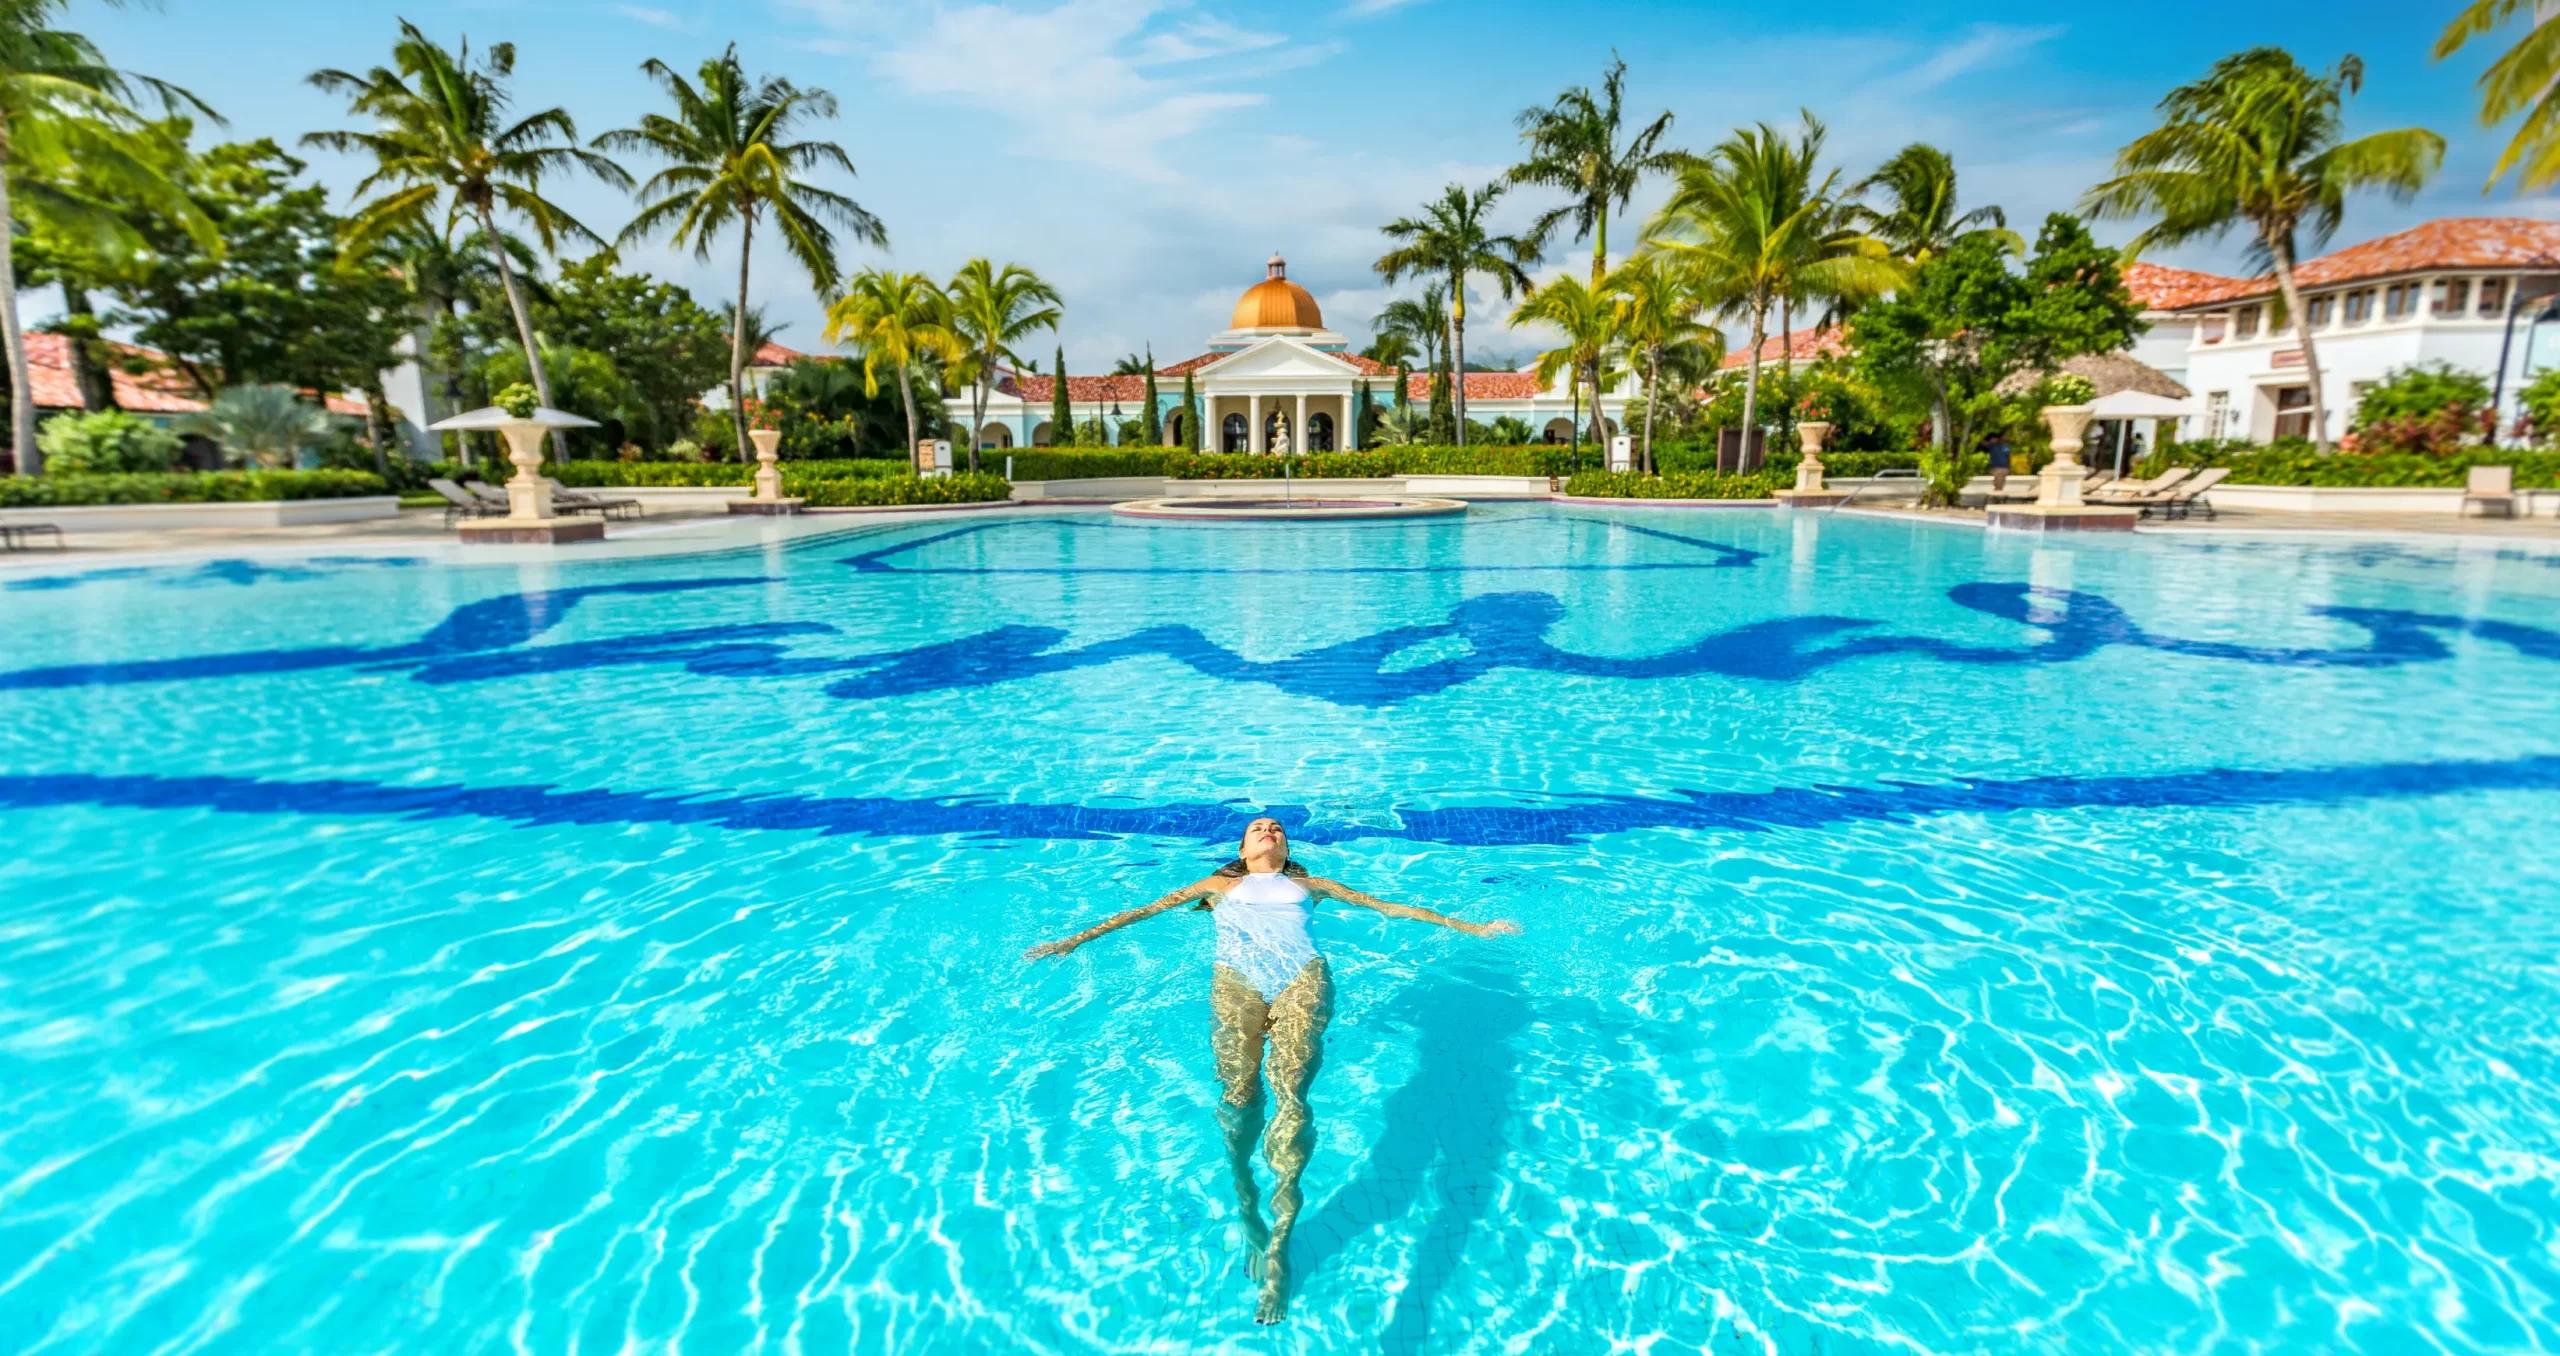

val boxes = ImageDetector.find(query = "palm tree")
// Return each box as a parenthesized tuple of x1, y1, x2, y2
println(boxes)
(600, 45, 882, 463)
(1602, 255, 1718, 473)
(1510, 273, 1619, 457)
(1109, 352, 1149, 376)
(1375, 285, 1449, 373)
(1508, 54, 1687, 285)
(0, 0, 217, 472)
(715, 299, 782, 430)
(2084, 49, 2443, 454)
(2436, 1, 2560, 191)
(308, 22, 627, 462)
(174, 384, 339, 469)
(1644, 114, 1899, 458)
(945, 259, 1061, 472)
(1849, 143, 2018, 263)
(1375, 182, 1538, 446)
(825, 269, 963, 467)
(1359, 328, 1418, 371)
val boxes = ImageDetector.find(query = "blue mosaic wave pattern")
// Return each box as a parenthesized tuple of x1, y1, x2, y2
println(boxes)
(4, 505, 2559, 1353)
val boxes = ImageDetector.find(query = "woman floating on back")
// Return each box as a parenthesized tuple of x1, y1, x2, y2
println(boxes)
(1025, 817, 1519, 1323)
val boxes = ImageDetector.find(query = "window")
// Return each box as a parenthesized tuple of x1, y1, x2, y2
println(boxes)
(2306, 294, 2335, 329)
(2234, 305, 2260, 340)
(2343, 289, 2375, 324)
(2204, 390, 2230, 437)
(2478, 278, 2509, 316)
(2273, 386, 2315, 440)
(2431, 278, 2472, 316)
(2384, 283, 2418, 319)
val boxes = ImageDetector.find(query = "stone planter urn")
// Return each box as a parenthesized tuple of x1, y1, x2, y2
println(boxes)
(428, 405, 605, 544)
(750, 428, 783, 500)
(1794, 420, 1833, 493)
(2036, 404, 2097, 508)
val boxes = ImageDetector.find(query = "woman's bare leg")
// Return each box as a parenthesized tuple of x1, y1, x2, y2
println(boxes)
(1254, 958, 1333, 1323)
(1210, 965, 1272, 1274)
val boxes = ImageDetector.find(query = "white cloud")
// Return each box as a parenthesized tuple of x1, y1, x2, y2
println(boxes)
(611, 3, 690, 30)
(1343, 0, 1428, 16)
(1908, 24, 2065, 90)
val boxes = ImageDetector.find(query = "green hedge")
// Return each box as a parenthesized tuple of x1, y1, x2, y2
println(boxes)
(787, 471, 1012, 507)
(1657, 445, 1921, 480)
(0, 470, 390, 507)
(999, 448, 1179, 480)
(553, 458, 910, 487)
(998, 444, 1597, 481)
(2137, 447, 2560, 489)
(1563, 469, 1785, 500)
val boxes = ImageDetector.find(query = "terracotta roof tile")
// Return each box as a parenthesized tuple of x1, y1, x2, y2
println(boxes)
(1718, 326, 1848, 370)
(1010, 374, 1152, 403)
(22, 332, 206, 413)
(2144, 218, 2560, 311)
(2121, 262, 2251, 310)
(1401, 370, 1547, 401)
(751, 340, 804, 367)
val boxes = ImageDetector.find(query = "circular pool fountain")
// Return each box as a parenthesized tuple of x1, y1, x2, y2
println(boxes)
(1112, 495, 1466, 521)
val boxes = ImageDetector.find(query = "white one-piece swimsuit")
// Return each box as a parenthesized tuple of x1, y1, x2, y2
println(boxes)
(1214, 872, 1321, 998)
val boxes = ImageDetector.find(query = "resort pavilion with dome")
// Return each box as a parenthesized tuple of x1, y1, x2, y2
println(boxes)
(967, 254, 1623, 451)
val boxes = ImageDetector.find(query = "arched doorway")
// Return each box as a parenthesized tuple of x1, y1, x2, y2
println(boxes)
(1222, 413, 1247, 453)
(1308, 411, 1334, 451)
(1164, 411, 1186, 447)
(977, 423, 1013, 449)
(1542, 417, 1574, 443)
(1031, 421, 1055, 447)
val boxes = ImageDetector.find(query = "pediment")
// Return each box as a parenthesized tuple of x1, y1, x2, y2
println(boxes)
(1198, 338, 1357, 382)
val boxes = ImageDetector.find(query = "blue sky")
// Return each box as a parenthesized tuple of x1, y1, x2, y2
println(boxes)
(77, 0, 2553, 369)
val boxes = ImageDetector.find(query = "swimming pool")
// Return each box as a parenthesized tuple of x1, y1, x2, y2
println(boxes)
(3, 505, 2558, 1353)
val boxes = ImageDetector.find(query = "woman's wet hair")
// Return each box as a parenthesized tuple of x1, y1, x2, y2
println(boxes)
(1212, 857, 1310, 879)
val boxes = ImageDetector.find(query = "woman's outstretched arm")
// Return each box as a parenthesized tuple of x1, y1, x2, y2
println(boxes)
(1024, 878, 1224, 960)
(1305, 878, 1521, 938)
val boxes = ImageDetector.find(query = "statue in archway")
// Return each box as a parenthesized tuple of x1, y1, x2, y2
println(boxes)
(1271, 413, 1292, 455)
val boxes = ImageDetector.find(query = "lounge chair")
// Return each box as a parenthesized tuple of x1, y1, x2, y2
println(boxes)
(543, 477, 643, 520)
(0, 519, 63, 550)
(2463, 465, 2517, 519)
(2146, 466, 2230, 520)
(429, 478, 507, 527)
(2088, 465, 2192, 503)
(467, 481, 512, 507)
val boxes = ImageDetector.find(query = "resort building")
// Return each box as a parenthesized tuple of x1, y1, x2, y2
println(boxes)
(967, 254, 1624, 450)
(2133, 219, 2560, 442)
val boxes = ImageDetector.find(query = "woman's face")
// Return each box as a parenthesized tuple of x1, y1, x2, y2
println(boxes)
(1241, 818, 1289, 861)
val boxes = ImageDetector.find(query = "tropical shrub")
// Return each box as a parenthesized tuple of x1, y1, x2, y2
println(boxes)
(2044, 373, 2099, 406)
(2348, 362, 2491, 430)
(2132, 447, 2559, 488)
(2520, 369, 2560, 445)
(34, 411, 184, 475)
(0, 470, 389, 506)
(174, 385, 343, 469)
(1562, 469, 1784, 499)
(553, 458, 909, 487)
(786, 470, 1012, 506)
(1004, 448, 1179, 480)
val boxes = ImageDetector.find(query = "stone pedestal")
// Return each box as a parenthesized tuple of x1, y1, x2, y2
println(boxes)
(730, 427, 805, 515)
(1990, 401, 2135, 529)
(1775, 420, 1845, 507)
(458, 516, 608, 544)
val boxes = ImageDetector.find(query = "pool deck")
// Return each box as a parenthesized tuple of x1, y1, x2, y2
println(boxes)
(2, 498, 2556, 569)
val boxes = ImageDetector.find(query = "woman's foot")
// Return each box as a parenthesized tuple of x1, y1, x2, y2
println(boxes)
(1254, 1260, 1290, 1323)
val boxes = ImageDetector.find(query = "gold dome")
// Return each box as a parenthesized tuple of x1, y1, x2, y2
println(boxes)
(1230, 253, 1323, 331)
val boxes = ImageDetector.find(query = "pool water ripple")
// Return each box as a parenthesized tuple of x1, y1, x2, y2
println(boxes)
(3, 507, 2558, 1352)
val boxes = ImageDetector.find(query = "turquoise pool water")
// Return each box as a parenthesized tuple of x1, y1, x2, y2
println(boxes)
(4, 506, 2559, 1354)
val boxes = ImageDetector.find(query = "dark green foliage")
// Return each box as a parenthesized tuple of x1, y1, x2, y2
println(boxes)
(1003, 448, 1179, 480)
(0, 470, 388, 506)
(554, 458, 909, 486)
(1049, 345, 1071, 445)
(524, 256, 730, 449)
(1141, 355, 1162, 446)
(1180, 370, 1202, 450)
(757, 358, 943, 458)
(2136, 446, 2558, 488)
(787, 470, 1012, 506)
(1562, 469, 1785, 499)
(2520, 368, 2560, 444)
(2347, 362, 2491, 429)
(1167, 445, 1582, 479)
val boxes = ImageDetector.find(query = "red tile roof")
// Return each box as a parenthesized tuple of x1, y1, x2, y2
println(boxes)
(2143, 218, 2560, 311)
(21, 332, 206, 413)
(2122, 262, 2249, 310)
(1402, 370, 1548, 401)
(751, 340, 805, 367)
(1718, 326, 1849, 370)
(1009, 374, 1152, 403)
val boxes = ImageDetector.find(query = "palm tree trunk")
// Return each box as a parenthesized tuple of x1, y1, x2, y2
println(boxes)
(1643, 345, 1661, 475)
(63, 288, 113, 412)
(0, 148, 40, 475)
(477, 203, 568, 464)
(899, 357, 919, 468)
(2267, 235, 2331, 455)
(1592, 206, 1608, 287)
(969, 367, 990, 474)
(729, 211, 756, 464)
(1449, 278, 1468, 447)
(1737, 302, 1768, 472)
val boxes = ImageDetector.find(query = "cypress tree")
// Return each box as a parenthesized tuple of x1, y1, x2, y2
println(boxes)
(1049, 344, 1071, 447)
(1352, 380, 1371, 446)
(1428, 354, 1454, 444)
(1181, 369, 1201, 450)
(1141, 347, 1162, 446)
